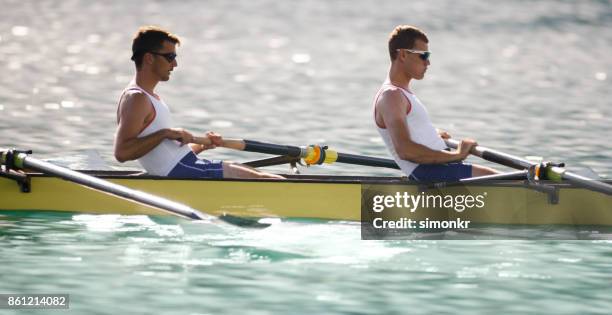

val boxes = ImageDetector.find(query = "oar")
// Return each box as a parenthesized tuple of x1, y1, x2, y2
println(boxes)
(200, 137, 400, 170)
(0, 150, 270, 227)
(444, 139, 612, 196)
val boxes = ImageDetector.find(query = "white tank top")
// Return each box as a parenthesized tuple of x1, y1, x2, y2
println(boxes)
(374, 81, 446, 175)
(121, 84, 192, 176)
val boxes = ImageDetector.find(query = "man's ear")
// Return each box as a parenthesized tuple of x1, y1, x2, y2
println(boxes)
(143, 53, 154, 65)
(397, 50, 405, 62)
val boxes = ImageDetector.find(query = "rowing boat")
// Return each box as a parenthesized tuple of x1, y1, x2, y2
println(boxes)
(1, 170, 611, 226)
(2, 139, 611, 228)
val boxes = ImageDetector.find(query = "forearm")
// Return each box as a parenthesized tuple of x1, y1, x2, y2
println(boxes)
(397, 142, 462, 164)
(189, 143, 202, 154)
(189, 135, 244, 154)
(189, 136, 214, 155)
(114, 129, 169, 162)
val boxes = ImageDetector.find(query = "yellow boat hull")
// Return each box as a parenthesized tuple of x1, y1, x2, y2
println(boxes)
(1, 172, 611, 225)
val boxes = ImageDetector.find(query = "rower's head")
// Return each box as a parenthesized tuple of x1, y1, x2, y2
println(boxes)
(131, 26, 180, 81)
(388, 25, 430, 80)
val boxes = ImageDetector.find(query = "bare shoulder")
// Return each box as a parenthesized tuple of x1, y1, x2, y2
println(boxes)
(377, 88, 408, 112)
(120, 90, 148, 107)
(118, 90, 151, 115)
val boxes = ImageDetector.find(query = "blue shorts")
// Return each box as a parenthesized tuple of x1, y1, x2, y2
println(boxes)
(167, 152, 224, 179)
(408, 163, 472, 182)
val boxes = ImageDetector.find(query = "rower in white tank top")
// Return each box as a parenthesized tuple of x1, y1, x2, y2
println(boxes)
(120, 83, 192, 176)
(374, 80, 447, 176)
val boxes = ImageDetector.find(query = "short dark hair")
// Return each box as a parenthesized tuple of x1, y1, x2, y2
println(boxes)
(388, 25, 428, 61)
(131, 26, 180, 68)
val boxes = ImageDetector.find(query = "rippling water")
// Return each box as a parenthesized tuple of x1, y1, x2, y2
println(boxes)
(1, 0, 611, 313)
(2, 212, 612, 314)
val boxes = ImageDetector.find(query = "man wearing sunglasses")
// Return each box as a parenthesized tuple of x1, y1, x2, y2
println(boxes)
(114, 26, 282, 179)
(373, 25, 497, 182)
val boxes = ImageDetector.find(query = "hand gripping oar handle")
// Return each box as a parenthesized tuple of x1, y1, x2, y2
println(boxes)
(444, 138, 534, 170)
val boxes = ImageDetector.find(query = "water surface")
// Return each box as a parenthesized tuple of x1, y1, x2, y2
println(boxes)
(1, 0, 611, 313)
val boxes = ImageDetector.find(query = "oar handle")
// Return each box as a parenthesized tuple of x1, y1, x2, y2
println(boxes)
(444, 138, 533, 170)
(193, 137, 246, 151)
(221, 138, 246, 150)
(444, 138, 484, 157)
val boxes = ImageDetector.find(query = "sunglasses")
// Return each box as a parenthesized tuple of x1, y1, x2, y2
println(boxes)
(149, 51, 177, 63)
(397, 49, 430, 61)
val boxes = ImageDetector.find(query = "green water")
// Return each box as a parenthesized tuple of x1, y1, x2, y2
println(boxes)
(1, 211, 611, 314)
(1, 0, 611, 313)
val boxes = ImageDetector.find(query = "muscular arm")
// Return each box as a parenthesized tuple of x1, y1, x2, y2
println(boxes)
(114, 93, 176, 162)
(377, 89, 470, 164)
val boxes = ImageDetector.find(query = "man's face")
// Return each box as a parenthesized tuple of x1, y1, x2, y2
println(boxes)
(151, 40, 178, 81)
(402, 39, 430, 80)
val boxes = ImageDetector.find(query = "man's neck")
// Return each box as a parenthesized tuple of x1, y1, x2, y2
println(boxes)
(134, 72, 158, 95)
(388, 64, 412, 91)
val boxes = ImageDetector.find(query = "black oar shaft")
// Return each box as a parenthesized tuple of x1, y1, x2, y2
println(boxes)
(237, 139, 400, 169)
(445, 139, 612, 195)
(551, 166, 612, 196)
(242, 140, 304, 157)
(18, 154, 207, 220)
(336, 152, 400, 169)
